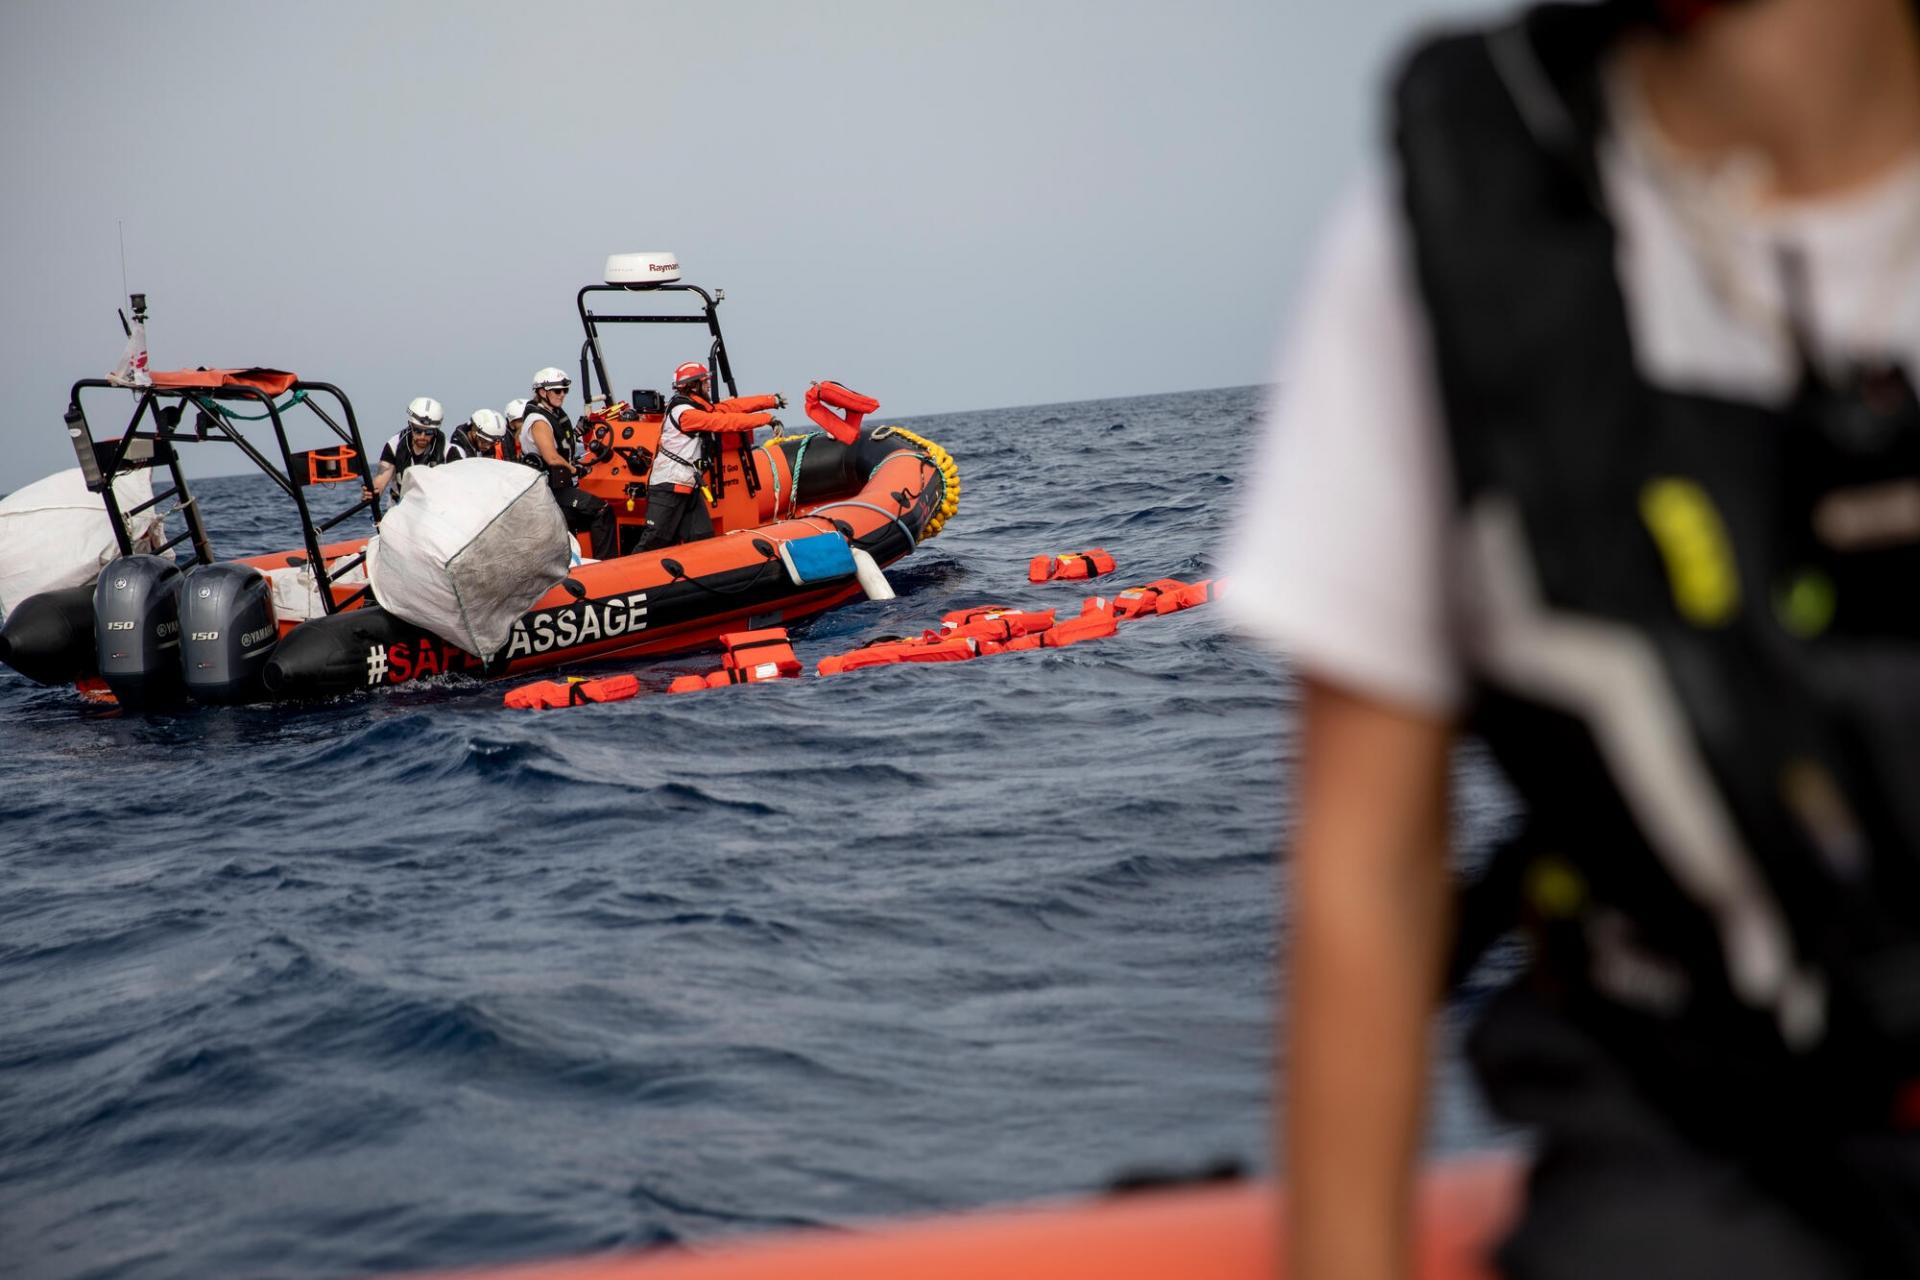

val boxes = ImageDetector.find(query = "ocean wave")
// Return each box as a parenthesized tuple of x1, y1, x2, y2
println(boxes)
(0, 385, 1512, 1279)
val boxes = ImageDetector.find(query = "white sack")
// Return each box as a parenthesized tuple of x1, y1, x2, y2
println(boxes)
(266, 552, 370, 622)
(366, 458, 570, 660)
(0, 467, 169, 617)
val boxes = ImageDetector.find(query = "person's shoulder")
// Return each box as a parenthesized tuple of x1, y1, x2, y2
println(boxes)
(1391, 5, 1620, 151)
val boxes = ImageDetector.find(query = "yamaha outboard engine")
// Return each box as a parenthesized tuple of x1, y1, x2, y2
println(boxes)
(93, 554, 185, 709)
(178, 564, 278, 704)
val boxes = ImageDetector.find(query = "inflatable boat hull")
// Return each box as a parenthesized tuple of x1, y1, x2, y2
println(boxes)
(2, 428, 949, 706)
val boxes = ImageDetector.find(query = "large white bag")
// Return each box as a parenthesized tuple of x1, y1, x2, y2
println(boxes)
(366, 458, 571, 661)
(0, 467, 169, 617)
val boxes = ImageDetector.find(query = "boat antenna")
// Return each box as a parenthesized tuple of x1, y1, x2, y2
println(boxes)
(117, 221, 131, 335)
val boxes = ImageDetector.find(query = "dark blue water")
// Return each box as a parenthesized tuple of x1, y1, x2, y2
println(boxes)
(0, 387, 1517, 1279)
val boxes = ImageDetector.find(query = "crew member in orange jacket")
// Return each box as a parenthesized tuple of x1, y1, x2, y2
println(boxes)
(636, 361, 785, 551)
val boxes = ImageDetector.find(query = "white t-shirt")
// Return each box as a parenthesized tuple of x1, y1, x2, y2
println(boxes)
(519, 408, 567, 465)
(1220, 96, 1920, 718)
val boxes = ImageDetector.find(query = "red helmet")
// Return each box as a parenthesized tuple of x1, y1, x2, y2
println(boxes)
(673, 361, 710, 388)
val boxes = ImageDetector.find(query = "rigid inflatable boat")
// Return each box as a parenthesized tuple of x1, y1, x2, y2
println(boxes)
(0, 258, 960, 708)
(422, 1158, 1519, 1279)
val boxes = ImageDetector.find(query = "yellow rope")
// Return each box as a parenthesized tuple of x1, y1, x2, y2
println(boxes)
(872, 425, 962, 540)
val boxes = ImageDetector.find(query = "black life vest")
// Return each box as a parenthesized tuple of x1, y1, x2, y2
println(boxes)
(1399, 5, 1920, 1125)
(451, 424, 512, 462)
(385, 427, 446, 474)
(522, 402, 577, 470)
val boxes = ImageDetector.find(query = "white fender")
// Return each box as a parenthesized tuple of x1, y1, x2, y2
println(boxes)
(850, 547, 894, 601)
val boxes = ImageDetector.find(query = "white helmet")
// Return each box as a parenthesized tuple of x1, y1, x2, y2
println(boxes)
(531, 367, 571, 393)
(504, 397, 528, 423)
(470, 408, 507, 441)
(406, 397, 444, 430)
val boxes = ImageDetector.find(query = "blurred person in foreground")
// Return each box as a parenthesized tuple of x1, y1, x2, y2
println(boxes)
(1222, 0, 1920, 1275)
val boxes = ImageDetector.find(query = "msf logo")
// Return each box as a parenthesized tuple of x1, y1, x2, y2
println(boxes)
(366, 644, 389, 686)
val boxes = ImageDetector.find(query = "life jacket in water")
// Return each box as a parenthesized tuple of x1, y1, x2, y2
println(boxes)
(502, 673, 641, 709)
(939, 605, 1057, 643)
(1003, 608, 1119, 652)
(1110, 578, 1189, 620)
(817, 635, 983, 676)
(719, 628, 802, 682)
(665, 629, 802, 692)
(1029, 548, 1116, 583)
(1401, 6, 1920, 1126)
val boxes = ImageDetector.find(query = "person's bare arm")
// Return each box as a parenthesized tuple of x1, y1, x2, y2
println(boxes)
(1286, 675, 1455, 1280)
(531, 420, 572, 474)
(366, 460, 395, 498)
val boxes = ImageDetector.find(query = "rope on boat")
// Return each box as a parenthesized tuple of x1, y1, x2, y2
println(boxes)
(757, 430, 827, 521)
(757, 424, 961, 537)
(872, 425, 961, 539)
(807, 499, 919, 550)
(191, 389, 309, 421)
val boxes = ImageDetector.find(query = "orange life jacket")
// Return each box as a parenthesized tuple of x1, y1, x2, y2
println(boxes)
(1158, 578, 1222, 613)
(938, 605, 1057, 644)
(502, 673, 642, 709)
(667, 629, 802, 691)
(1003, 610, 1120, 652)
(818, 635, 981, 675)
(1080, 595, 1117, 618)
(719, 628, 803, 681)
(1112, 578, 1193, 621)
(804, 380, 879, 445)
(1028, 548, 1116, 583)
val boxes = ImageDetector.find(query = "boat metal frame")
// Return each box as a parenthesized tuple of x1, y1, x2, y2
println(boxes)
(63, 377, 381, 614)
(574, 280, 761, 503)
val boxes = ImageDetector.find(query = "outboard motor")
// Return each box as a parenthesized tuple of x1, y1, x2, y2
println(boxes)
(93, 554, 185, 709)
(178, 564, 279, 704)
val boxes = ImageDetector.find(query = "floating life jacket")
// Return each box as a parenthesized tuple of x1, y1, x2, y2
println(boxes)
(665, 629, 803, 691)
(1004, 609, 1119, 652)
(719, 628, 802, 682)
(804, 380, 879, 445)
(1159, 578, 1222, 613)
(1403, 6, 1920, 1123)
(1112, 578, 1193, 621)
(502, 673, 641, 710)
(1104, 577, 1221, 620)
(817, 634, 981, 676)
(939, 605, 1057, 643)
(1029, 548, 1116, 583)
